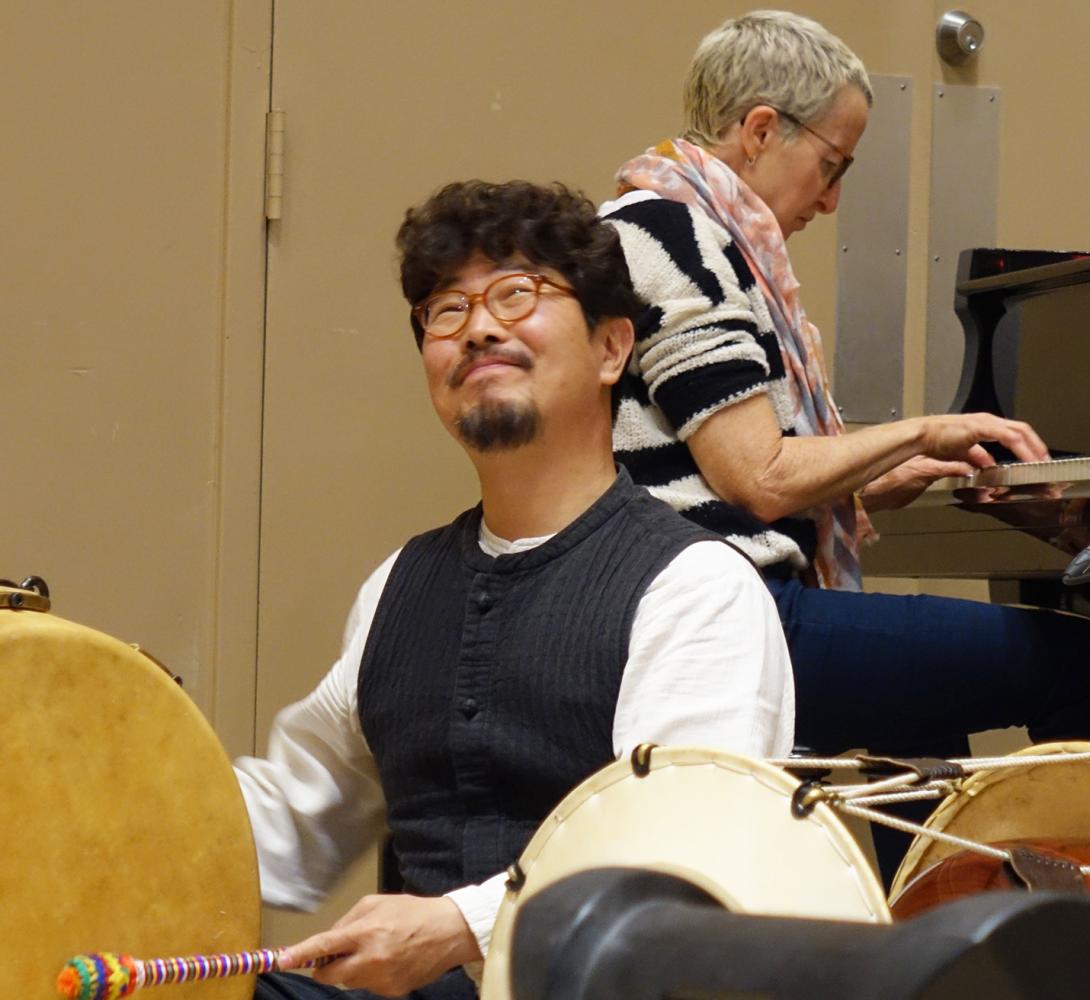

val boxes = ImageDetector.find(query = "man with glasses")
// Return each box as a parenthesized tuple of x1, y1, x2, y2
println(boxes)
(238, 179, 793, 1000)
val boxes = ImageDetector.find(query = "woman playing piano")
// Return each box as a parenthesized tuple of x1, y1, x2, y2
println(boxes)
(603, 9, 1090, 881)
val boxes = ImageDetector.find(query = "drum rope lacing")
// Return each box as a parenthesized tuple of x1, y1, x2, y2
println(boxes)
(839, 785, 957, 807)
(834, 801, 1012, 864)
(769, 750, 1090, 774)
(773, 750, 1090, 876)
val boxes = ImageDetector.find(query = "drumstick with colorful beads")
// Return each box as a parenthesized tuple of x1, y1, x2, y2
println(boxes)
(57, 949, 343, 1000)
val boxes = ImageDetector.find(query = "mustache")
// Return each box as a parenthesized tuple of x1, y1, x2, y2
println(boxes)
(447, 346, 534, 388)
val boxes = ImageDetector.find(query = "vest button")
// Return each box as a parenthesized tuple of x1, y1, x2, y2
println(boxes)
(476, 592, 493, 612)
(460, 697, 479, 719)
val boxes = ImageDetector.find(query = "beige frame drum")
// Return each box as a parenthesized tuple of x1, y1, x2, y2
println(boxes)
(890, 741, 1090, 904)
(0, 590, 261, 1000)
(481, 746, 890, 999)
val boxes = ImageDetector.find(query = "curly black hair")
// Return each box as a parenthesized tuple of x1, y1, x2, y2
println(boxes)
(396, 180, 643, 348)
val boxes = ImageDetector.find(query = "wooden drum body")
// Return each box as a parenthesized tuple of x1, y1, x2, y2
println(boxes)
(0, 588, 260, 1000)
(481, 747, 890, 1000)
(890, 742, 1090, 918)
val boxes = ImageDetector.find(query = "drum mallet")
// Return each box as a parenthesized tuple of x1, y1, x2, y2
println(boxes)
(57, 949, 341, 1000)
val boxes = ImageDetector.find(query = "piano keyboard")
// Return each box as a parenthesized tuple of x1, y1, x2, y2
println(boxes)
(930, 456, 1090, 492)
(870, 456, 1090, 579)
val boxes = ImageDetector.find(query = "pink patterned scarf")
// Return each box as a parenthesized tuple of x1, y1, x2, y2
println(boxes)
(617, 138, 874, 590)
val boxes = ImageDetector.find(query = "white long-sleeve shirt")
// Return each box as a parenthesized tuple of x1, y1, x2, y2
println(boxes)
(235, 522, 793, 958)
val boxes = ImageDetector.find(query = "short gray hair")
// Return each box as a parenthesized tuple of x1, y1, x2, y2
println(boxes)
(683, 10, 872, 147)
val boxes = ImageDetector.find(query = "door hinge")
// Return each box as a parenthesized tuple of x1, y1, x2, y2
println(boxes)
(265, 110, 286, 220)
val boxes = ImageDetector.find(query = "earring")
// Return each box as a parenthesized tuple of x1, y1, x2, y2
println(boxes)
(746, 155, 757, 166)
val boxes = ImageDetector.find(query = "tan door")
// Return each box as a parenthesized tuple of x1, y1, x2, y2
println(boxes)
(0, 0, 271, 757)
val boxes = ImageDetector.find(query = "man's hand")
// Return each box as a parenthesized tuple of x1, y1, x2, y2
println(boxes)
(278, 893, 481, 997)
(917, 412, 1050, 467)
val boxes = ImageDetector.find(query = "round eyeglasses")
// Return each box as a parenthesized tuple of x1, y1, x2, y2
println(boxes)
(412, 272, 577, 339)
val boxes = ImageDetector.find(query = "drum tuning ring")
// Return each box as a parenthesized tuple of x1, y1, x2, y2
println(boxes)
(790, 780, 831, 819)
(0, 575, 52, 612)
(505, 861, 526, 893)
(20, 575, 50, 598)
(630, 742, 658, 777)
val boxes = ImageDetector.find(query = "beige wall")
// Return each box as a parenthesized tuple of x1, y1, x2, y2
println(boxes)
(6, 0, 1090, 946)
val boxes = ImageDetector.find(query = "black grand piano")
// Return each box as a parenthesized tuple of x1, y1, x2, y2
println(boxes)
(863, 247, 1090, 610)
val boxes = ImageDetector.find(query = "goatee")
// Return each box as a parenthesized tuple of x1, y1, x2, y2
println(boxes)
(456, 399, 542, 452)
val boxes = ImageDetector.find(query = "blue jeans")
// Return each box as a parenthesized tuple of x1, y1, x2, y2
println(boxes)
(767, 578, 1090, 754)
(767, 579, 1090, 884)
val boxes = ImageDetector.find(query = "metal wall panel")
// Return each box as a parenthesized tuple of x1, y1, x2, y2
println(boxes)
(925, 84, 1000, 414)
(834, 75, 911, 423)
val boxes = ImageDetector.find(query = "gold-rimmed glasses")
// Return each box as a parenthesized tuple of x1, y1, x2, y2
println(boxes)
(412, 272, 577, 340)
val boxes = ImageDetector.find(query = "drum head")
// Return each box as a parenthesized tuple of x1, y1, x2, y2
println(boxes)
(0, 597, 260, 1000)
(481, 746, 889, 1000)
(889, 741, 1090, 904)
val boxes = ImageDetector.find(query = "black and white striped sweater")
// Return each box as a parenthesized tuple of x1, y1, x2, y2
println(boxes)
(603, 189, 815, 575)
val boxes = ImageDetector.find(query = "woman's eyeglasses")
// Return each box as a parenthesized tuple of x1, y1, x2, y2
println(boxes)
(769, 106, 855, 189)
